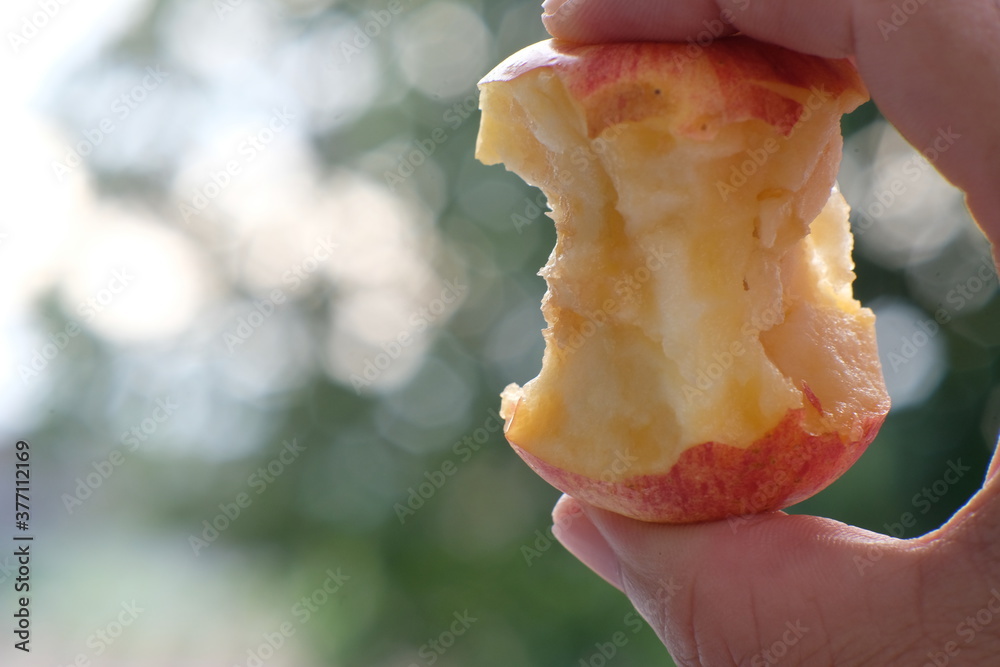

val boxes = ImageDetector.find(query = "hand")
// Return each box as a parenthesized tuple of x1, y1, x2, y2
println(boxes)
(541, 0, 1000, 257)
(541, 1, 1000, 664)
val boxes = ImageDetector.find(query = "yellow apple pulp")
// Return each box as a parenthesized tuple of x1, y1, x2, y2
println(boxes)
(476, 38, 890, 523)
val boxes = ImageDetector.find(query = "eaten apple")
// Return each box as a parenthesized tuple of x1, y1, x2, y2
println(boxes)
(475, 38, 891, 523)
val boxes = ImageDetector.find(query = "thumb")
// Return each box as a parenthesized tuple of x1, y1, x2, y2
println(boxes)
(552, 495, 928, 665)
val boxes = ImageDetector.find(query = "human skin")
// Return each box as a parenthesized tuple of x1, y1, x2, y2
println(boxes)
(539, 0, 1000, 664)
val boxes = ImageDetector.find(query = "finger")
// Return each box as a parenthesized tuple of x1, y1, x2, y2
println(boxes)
(542, 0, 855, 57)
(924, 448, 1000, 563)
(845, 0, 1000, 252)
(543, 0, 739, 46)
(579, 505, 924, 663)
(542, 0, 1000, 249)
(552, 495, 624, 590)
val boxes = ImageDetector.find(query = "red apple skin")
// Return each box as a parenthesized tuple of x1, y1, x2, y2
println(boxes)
(508, 409, 886, 524)
(480, 37, 868, 140)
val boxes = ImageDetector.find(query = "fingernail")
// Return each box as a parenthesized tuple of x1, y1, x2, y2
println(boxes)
(552, 495, 624, 590)
(541, 0, 571, 17)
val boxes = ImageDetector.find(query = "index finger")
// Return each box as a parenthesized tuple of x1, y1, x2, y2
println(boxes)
(542, 0, 853, 58)
(541, 0, 1000, 257)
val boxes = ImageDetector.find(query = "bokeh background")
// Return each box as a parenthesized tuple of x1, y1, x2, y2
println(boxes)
(1, 0, 998, 665)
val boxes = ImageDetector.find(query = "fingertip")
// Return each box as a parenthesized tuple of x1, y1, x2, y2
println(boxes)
(554, 499, 691, 592)
(551, 493, 584, 524)
(540, 0, 569, 20)
(539, 0, 853, 58)
(541, 0, 734, 44)
(552, 495, 625, 591)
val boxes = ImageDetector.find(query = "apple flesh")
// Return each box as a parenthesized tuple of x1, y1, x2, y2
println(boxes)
(477, 38, 890, 523)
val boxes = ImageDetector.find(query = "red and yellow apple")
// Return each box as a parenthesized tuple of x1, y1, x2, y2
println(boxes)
(475, 38, 890, 523)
